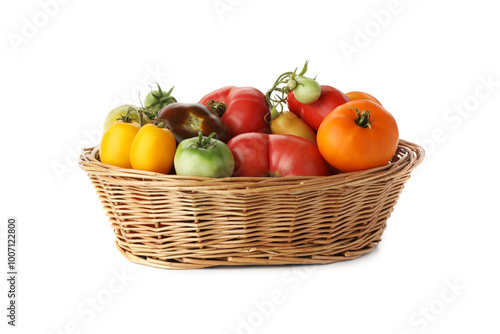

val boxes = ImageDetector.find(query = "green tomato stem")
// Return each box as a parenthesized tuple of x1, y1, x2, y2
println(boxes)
(118, 107, 134, 123)
(270, 106, 279, 121)
(156, 82, 163, 95)
(137, 109, 144, 127)
(146, 84, 177, 109)
(196, 131, 217, 148)
(144, 108, 158, 120)
(265, 60, 313, 115)
(205, 132, 217, 144)
(298, 60, 309, 76)
(353, 108, 372, 130)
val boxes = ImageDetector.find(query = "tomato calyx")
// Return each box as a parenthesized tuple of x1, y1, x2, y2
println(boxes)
(117, 114, 133, 123)
(156, 121, 167, 129)
(142, 108, 159, 121)
(264, 162, 296, 177)
(194, 131, 217, 149)
(120, 103, 159, 128)
(145, 83, 177, 110)
(206, 100, 226, 117)
(117, 106, 138, 123)
(353, 108, 372, 130)
(264, 106, 280, 124)
(265, 170, 282, 178)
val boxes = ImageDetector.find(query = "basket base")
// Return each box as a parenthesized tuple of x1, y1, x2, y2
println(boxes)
(115, 241, 379, 270)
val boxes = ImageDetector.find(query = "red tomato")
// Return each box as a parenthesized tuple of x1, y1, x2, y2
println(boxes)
(227, 133, 330, 177)
(199, 86, 270, 137)
(288, 85, 350, 131)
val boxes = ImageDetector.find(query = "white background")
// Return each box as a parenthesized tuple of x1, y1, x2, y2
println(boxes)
(1, 0, 499, 333)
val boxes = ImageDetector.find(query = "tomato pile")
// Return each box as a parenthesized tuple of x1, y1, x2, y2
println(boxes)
(99, 61, 400, 178)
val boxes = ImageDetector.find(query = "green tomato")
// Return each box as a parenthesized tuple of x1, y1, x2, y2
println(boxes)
(293, 76, 321, 104)
(144, 84, 177, 110)
(174, 133, 234, 178)
(103, 105, 151, 131)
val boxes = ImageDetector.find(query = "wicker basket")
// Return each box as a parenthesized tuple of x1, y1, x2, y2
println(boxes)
(79, 140, 424, 269)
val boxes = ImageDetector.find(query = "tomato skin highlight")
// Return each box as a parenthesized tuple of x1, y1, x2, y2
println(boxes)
(199, 86, 270, 137)
(100, 121, 140, 168)
(345, 91, 382, 105)
(288, 85, 350, 131)
(227, 133, 329, 177)
(317, 100, 399, 172)
(129, 124, 177, 174)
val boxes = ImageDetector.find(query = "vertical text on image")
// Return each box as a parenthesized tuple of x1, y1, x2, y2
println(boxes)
(6, 217, 18, 326)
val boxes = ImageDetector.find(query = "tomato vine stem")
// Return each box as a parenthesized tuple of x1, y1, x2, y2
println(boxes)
(265, 60, 311, 121)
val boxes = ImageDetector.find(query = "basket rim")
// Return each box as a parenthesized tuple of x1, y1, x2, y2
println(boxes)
(79, 139, 424, 193)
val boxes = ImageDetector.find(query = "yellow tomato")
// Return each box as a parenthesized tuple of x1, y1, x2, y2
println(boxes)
(130, 124, 177, 174)
(100, 121, 140, 168)
(270, 111, 317, 145)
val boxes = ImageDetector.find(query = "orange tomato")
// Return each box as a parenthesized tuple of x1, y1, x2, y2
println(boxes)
(345, 91, 382, 105)
(317, 100, 399, 172)
(270, 111, 317, 145)
(100, 121, 140, 168)
(130, 124, 177, 174)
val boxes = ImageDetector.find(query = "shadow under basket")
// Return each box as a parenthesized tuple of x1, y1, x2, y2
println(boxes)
(79, 140, 424, 269)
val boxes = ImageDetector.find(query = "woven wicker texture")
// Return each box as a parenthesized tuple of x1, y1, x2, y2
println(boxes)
(79, 140, 424, 269)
